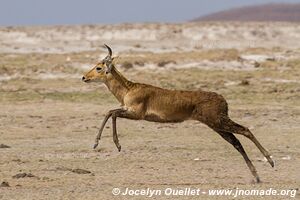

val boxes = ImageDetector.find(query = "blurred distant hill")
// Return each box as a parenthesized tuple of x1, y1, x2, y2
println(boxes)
(192, 3, 300, 22)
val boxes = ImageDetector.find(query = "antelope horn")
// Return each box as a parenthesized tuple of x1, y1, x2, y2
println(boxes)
(104, 44, 112, 57)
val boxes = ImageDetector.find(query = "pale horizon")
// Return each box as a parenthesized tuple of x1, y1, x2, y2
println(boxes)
(1, 0, 300, 26)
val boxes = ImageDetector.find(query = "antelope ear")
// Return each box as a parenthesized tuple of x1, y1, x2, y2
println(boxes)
(111, 56, 119, 64)
(105, 57, 119, 74)
(105, 62, 113, 74)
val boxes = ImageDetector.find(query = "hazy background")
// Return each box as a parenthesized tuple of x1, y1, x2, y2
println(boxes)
(1, 0, 300, 26)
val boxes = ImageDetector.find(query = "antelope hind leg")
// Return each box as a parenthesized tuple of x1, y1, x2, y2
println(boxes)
(216, 130, 261, 183)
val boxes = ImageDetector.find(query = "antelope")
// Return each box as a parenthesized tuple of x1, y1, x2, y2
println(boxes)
(82, 45, 274, 183)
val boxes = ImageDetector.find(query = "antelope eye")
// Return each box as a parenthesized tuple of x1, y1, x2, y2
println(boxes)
(96, 67, 102, 71)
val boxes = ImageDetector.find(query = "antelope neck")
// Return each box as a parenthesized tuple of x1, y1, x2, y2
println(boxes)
(104, 67, 134, 104)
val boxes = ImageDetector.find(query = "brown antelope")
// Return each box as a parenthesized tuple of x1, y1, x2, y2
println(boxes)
(82, 45, 274, 183)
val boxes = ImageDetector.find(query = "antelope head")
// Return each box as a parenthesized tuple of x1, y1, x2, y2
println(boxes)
(82, 44, 115, 83)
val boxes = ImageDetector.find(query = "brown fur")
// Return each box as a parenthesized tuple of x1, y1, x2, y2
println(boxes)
(82, 47, 274, 183)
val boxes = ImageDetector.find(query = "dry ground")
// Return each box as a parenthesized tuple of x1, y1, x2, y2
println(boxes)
(0, 23, 299, 199)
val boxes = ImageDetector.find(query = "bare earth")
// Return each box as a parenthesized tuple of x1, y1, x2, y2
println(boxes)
(0, 22, 299, 199)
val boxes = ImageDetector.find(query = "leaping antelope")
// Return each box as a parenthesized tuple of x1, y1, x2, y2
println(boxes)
(82, 45, 274, 183)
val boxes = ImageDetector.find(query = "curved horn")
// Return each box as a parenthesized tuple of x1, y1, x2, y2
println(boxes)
(104, 44, 112, 57)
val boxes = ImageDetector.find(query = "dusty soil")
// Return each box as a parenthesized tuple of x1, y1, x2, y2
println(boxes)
(0, 22, 299, 199)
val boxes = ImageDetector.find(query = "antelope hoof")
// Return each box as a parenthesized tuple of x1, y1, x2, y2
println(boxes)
(268, 156, 275, 168)
(117, 145, 121, 152)
(93, 143, 99, 149)
(256, 177, 261, 183)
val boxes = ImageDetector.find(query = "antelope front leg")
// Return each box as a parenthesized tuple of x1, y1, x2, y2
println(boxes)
(110, 109, 141, 151)
(112, 113, 121, 152)
(93, 108, 123, 149)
